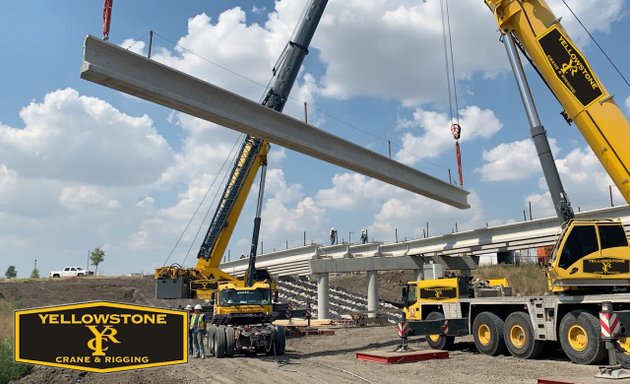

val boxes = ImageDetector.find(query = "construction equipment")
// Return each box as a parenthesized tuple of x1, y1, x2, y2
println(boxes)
(154, 0, 328, 357)
(400, 0, 630, 367)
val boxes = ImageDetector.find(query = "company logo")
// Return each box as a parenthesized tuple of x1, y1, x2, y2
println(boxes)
(190, 279, 218, 291)
(583, 258, 630, 275)
(14, 301, 187, 373)
(538, 26, 604, 108)
(419, 286, 457, 301)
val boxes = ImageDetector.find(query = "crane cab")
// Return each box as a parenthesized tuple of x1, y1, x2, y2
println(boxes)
(548, 219, 630, 292)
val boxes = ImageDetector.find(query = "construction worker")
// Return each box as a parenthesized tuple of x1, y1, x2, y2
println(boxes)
(329, 227, 337, 245)
(360, 229, 368, 244)
(190, 304, 207, 358)
(184, 305, 194, 357)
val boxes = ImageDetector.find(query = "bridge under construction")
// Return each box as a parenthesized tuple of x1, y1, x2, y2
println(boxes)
(221, 205, 630, 319)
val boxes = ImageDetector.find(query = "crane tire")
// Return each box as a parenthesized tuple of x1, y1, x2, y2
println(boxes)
(225, 326, 235, 358)
(559, 310, 606, 365)
(425, 312, 455, 350)
(213, 325, 227, 358)
(504, 311, 544, 359)
(473, 311, 506, 356)
(206, 325, 216, 356)
(274, 326, 286, 355)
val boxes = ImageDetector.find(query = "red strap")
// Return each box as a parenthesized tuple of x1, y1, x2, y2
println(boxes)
(103, 0, 113, 40)
(456, 141, 463, 187)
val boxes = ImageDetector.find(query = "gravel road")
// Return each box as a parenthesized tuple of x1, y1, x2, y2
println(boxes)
(16, 326, 608, 384)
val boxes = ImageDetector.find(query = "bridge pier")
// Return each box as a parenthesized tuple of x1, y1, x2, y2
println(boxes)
(367, 271, 379, 318)
(414, 269, 423, 281)
(316, 273, 330, 319)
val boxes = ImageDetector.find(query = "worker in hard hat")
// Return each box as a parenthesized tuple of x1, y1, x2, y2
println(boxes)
(184, 304, 194, 357)
(190, 304, 207, 359)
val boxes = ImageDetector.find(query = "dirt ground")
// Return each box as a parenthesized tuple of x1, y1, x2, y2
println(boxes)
(0, 276, 619, 384)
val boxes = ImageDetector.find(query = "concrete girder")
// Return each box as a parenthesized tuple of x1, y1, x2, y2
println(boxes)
(80, 35, 470, 209)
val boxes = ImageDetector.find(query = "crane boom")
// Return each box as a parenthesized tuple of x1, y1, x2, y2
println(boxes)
(485, 0, 630, 206)
(156, 0, 328, 299)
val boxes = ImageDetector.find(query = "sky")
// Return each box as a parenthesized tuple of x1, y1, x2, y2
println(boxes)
(1, 0, 629, 277)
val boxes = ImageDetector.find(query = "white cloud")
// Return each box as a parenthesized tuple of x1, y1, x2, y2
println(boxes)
(396, 105, 502, 165)
(59, 186, 122, 211)
(522, 146, 622, 218)
(0, 88, 174, 186)
(314, 1, 505, 106)
(369, 191, 487, 242)
(625, 96, 630, 114)
(259, 169, 327, 249)
(316, 173, 397, 210)
(475, 138, 561, 182)
(546, 0, 625, 45)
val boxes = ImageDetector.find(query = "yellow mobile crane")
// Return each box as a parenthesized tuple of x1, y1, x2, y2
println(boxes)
(400, 0, 630, 367)
(155, 0, 328, 358)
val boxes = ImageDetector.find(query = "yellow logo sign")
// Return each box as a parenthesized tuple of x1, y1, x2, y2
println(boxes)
(14, 301, 188, 373)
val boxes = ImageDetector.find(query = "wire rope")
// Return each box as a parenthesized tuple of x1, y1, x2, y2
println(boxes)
(560, 0, 629, 88)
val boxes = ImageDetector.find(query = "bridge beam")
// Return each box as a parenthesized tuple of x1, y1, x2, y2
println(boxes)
(80, 35, 470, 209)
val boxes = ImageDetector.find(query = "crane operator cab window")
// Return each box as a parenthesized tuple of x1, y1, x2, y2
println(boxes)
(599, 224, 629, 249)
(557, 223, 629, 269)
(219, 288, 270, 306)
(558, 225, 598, 269)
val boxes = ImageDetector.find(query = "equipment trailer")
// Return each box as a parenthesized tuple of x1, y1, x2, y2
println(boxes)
(402, 274, 630, 365)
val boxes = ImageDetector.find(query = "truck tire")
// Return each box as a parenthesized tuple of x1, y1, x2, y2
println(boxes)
(225, 326, 235, 358)
(207, 325, 216, 356)
(504, 311, 544, 359)
(425, 311, 454, 350)
(266, 329, 277, 356)
(213, 325, 226, 358)
(559, 310, 606, 365)
(472, 311, 506, 356)
(274, 326, 286, 356)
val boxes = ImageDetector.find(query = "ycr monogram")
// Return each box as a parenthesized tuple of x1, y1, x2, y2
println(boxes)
(86, 325, 121, 356)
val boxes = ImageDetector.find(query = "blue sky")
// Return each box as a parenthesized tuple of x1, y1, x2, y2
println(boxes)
(1, 1, 629, 277)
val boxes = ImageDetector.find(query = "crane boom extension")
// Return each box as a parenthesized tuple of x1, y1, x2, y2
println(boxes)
(485, 0, 630, 206)
(155, 0, 328, 299)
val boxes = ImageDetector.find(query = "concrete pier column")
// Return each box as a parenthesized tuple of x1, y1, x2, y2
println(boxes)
(413, 269, 423, 281)
(367, 271, 379, 318)
(316, 273, 330, 320)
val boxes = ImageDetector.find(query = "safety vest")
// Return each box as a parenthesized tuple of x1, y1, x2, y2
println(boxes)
(190, 313, 205, 330)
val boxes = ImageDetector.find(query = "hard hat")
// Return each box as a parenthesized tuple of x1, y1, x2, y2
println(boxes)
(184, 304, 192, 310)
(194, 304, 203, 310)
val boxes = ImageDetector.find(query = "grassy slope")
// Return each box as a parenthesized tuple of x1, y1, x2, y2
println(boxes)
(473, 263, 549, 296)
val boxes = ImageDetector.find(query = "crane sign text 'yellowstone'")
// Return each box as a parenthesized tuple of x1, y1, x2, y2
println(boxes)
(14, 301, 188, 373)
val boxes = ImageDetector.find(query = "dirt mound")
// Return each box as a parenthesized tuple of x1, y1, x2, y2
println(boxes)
(329, 271, 413, 303)
(0, 276, 186, 310)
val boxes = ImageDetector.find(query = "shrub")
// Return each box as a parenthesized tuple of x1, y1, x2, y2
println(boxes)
(0, 338, 33, 384)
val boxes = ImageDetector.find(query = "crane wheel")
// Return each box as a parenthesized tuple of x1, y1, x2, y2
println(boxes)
(504, 311, 544, 359)
(213, 325, 227, 358)
(225, 326, 235, 358)
(274, 326, 286, 356)
(472, 311, 506, 356)
(559, 310, 606, 365)
(425, 312, 454, 350)
(207, 325, 216, 356)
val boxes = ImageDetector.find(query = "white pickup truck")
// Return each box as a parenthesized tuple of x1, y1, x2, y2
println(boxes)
(49, 266, 94, 278)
